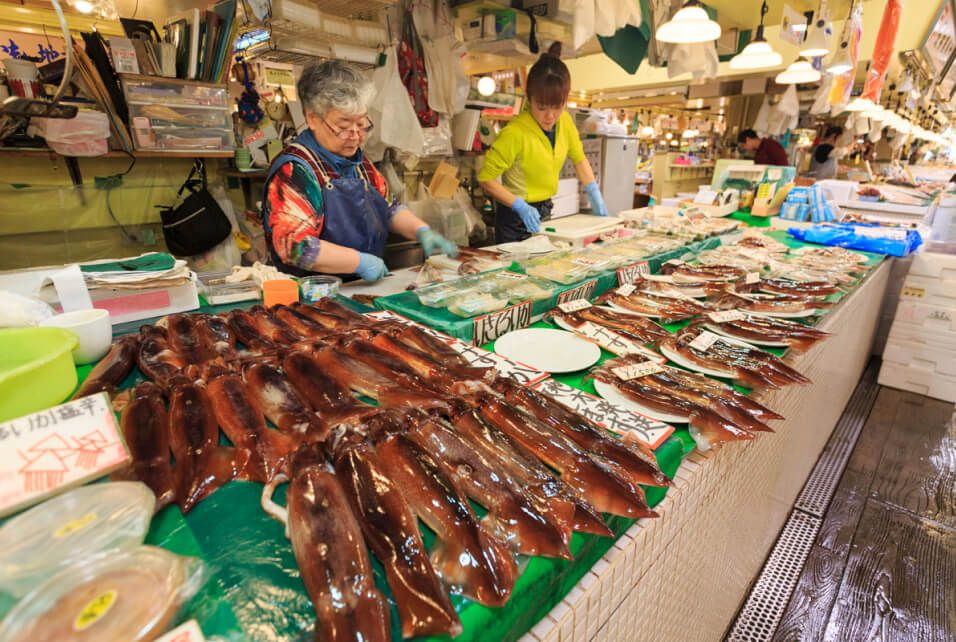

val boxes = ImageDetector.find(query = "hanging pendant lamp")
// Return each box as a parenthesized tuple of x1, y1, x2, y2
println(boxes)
(656, 0, 722, 44)
(800, 17, 832, 58)
(776, 60, 822, 84)
(730, 0, 782, 70)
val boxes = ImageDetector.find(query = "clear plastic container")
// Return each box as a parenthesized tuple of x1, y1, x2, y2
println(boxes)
(0, 482, 155, 598)
(0, 546, 204, 642)
(446, 291, 509, 317)
(414, 278, 479, 308)
(299, 275, 342, 302)
(489, 273, 556, 303)
(198, 271, 261, 305)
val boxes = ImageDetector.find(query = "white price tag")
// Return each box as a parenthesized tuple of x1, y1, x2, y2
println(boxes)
(745, 272, 761, 284)
(689, 330, 722, 352)
(613, 362, 665, 380)
(616, 284, 637, 297)
(558, 299, 592, 313)
(154, 620, 206, 642)
(0, 393, 129, 518)
(707, 310, 746, 323)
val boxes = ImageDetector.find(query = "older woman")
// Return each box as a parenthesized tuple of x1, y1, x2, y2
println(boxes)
(263, 61, 457, 282)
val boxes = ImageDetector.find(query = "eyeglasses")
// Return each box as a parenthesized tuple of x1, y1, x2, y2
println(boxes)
(322, 116, 374, 139)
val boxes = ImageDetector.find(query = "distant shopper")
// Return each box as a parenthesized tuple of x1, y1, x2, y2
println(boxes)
(737, 129, 789, 166)
(809, 126, 848, 179)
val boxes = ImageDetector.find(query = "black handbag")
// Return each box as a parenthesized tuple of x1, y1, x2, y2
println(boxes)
(159, 161, 232, 257)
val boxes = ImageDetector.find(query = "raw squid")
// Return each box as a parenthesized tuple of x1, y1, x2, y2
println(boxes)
(709, 292, 831, 316)
(227, 309, 278, 351)
(196, 314, 239, 360)
(660, 262, 747, 283)
(247, 305, 300, 345)
(597, 289, 708, 324)
(759, 278, 840, 297)
(137, 326, 187, 388)
(493, 378, 670, 488)
(167, 380, 236, 512)
(166, 314, 216, 363)
(206, 372, 296, 482)
(292, 301, 367, 332)
(287, 444, 391, 642)
(702, 313, 829, 352)
(375, 431, 518, 607)
(548, 306, 669, 345)
(117, 382, 175, 507)
(283, 351, 371, 430)
(332, 431, 462, 639)
(242, 361, 325, 438)
(308, 298, 373, 326)
(385, 323, 475, 370)
(271, 304, 333, 340)
(407, 414, 576, 559)
(477, 393, 657, 519)
(72, 334, 140, 399)
(369, 329, 492, 383)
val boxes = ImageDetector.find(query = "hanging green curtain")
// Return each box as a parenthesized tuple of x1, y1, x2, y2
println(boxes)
(596, 1, 652, 74)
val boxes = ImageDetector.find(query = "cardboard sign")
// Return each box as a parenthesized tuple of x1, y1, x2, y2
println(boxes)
(613, 362, 665, 380)
(0, 393, 129, 518)
(558, 299, 592, 313)
(617, 261, 650, 286)
(472, 301, 533, 346)
(689, 330, 722, 352)
(708, 310, 746, 323)
(574, 322, 665, 362)
(557, 279, 597, 305)
(154, 620, 206, 642)
(616, 284, 637, 297)
(533, 379, 674, 449)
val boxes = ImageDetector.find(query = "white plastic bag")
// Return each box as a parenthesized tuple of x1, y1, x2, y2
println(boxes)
(0, 290, 54, 327)
(30, 110, 109, 156)
(810, 75, 833, 115)
(666, 41, 718, 80)
(752, 96, 772, 135)
(421, 34, 469, 116)
(365, 46, 425, 162)
(573, 0, 596, 49)
(421, 116, 454, 157)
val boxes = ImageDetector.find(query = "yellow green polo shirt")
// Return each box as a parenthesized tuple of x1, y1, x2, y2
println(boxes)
(478, 110, 586, 203)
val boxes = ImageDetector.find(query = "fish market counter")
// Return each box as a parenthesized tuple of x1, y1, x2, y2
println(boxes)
(517, 259, 891, 642)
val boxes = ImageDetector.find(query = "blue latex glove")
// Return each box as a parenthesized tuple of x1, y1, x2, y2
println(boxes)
(416, 226, 459, 258)
(356, 252, 387, 282)
(512, 197, 541, 233)
(585, 181, 609, 216)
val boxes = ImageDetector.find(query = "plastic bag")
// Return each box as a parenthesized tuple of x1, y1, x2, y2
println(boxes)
(366, 46, 425, 162)
(788, 222, 922, 256)
(421, 116, 454, 157)
(573, 0, 596, 49)
(420, 34, 468, 116)
(752, 96, 772, 135)
(810, 75, 833, 114)
(0, 290, 54, 327)
(454, 186, 487, 240)
(667, 41, 718, 80)
(29, 110, 109, 156)
(861, 0, 904, 102)
(185, 184, 242, 272)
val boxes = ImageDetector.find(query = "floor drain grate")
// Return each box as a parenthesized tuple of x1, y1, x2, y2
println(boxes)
(725, 511, 822, 642)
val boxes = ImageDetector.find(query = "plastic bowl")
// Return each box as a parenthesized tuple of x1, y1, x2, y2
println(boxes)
(299, 275, 342, 303)
(39, 308, 112, 365)
(0, 327, 78, 422)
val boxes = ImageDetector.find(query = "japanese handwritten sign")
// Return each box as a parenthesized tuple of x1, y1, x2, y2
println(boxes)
(573, 321, 665, 362)
(556, 279, 598, 305)
(689, 330, 722, 352)
(617, 261, 650, 286)
(0, 393, 129, 518)
(557, 299, 592, 313)
(472, 301, 533, 346)
(613, 361, 664, 380)
(707, 310, 745, 323)
(364, 310, 450, 341)
(533, 379, 673, 449)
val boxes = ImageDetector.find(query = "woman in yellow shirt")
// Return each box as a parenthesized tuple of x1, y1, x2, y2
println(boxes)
(479, 43, 607, 243)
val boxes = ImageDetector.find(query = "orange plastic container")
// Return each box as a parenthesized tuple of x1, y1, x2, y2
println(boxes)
(262, 279, 299, 307)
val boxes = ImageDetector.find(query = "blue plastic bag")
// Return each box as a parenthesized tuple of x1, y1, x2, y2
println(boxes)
(788, 222, 922, 256)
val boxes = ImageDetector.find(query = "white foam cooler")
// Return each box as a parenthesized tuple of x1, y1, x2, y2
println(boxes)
(878, 362, 956, 403)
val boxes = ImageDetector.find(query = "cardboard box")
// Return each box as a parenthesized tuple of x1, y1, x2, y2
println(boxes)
(428, 161, 460, 199)
(878, 358, 956, 403)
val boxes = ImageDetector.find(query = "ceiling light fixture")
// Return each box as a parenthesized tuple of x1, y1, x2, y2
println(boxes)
(776, 59, 822, 84)
(845, 97, 875, 112)
(730, 0, 782, 71)
(800, 17, 832, 58)
(477, 76, 496, 97)
(656, 0, 722, 44)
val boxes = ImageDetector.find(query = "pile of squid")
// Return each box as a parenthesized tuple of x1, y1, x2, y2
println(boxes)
(74, 299, 670, 640)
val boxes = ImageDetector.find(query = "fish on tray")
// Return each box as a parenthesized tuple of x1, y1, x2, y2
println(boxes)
(659, 262, 747, 284)
(596, 288, 708, 324)
(547, 305, 669, 345)
(286, 444, 392, 642)
(137, 326, 188, 389)
(758, 278, 841, 298)
(702, 312, 830, 352)
(709, 291, 831, 317)
(115, 381, 175, 508)
(660, 326, 811, 390)
(586, 356, 774, 451)
(242, 361, 326, 437)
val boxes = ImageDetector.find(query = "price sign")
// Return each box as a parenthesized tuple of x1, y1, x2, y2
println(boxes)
(556, 279, 597, 305)
(900, 286, 925, 299)
(745, 272, 761, 284)
(616, 284, 637, 297)
(558, 299, 592, 313)
(707, 310, 746, 323)
(0, 393, 129, 518)
(472, 301, 533, 346)
(613, 361, 665, 380)
(364, 310, 452, 341)
(448, 340, 547, 386)
(617, 261, 650, 286)
(154, 620, 206, 642)
(533, 379, 674, 449)
(575, 322, 665, 362)
(689, 330, 722, 352)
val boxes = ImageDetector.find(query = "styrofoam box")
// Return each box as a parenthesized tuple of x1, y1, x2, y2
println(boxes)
(886, 320, 956, 353)
(878, 359, 956, 403)
(882, 337, 956, 377)
(550, 192, 579, 219)
(890, 300, 956, 332)
(898, 274, 956, 309)
(907, 250, 956, 279)
(556, 177, 579, 199)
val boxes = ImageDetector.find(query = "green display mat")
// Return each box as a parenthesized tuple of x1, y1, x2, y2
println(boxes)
(373, 237, 722, 343)
(4, 228, 883, 642)
(729, 210, 772, 227)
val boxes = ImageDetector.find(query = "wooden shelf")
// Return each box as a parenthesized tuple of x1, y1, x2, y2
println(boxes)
(0, 148, 234, 159)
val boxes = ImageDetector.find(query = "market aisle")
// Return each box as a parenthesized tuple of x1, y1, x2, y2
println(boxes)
(771, 381, 956, 641)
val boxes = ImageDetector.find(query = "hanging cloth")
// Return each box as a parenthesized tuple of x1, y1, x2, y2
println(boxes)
(398, 9, 439, 128)
(861, 0, 905, 103)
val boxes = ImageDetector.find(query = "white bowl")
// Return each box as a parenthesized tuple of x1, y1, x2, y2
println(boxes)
(40, 309, 112, 365)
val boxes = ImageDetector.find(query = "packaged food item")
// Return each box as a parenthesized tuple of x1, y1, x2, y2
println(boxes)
(415, 280, 477, 308)
(0, 546, 203, 642)
(0, 546, 204, 642)
(495, 274, 556, 303)
(299, 275, 342, 302)
(447, 291, 509, 317)
(0, 482, 155, 598)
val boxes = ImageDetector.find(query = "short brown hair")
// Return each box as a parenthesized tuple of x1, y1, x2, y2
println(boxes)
(526, 42, 570, 108)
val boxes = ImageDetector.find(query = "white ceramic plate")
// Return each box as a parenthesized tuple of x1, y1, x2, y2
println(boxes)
(593, 379, 689, 423)
(495, 328, 601, 373)
(701, 323, 790, 348)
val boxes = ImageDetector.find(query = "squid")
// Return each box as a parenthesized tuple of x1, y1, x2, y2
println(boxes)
(117, 381, 174, 508)
(72, 334, 140, 399)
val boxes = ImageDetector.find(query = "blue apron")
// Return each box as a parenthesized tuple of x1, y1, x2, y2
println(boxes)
(263, 130, 391, 279)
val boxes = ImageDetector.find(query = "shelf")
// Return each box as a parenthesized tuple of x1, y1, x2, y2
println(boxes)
(0, 148, 234, 159)
(127, 100, 231, 111)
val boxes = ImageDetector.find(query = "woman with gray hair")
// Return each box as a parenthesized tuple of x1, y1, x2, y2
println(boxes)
(262, 60, 457, 282)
